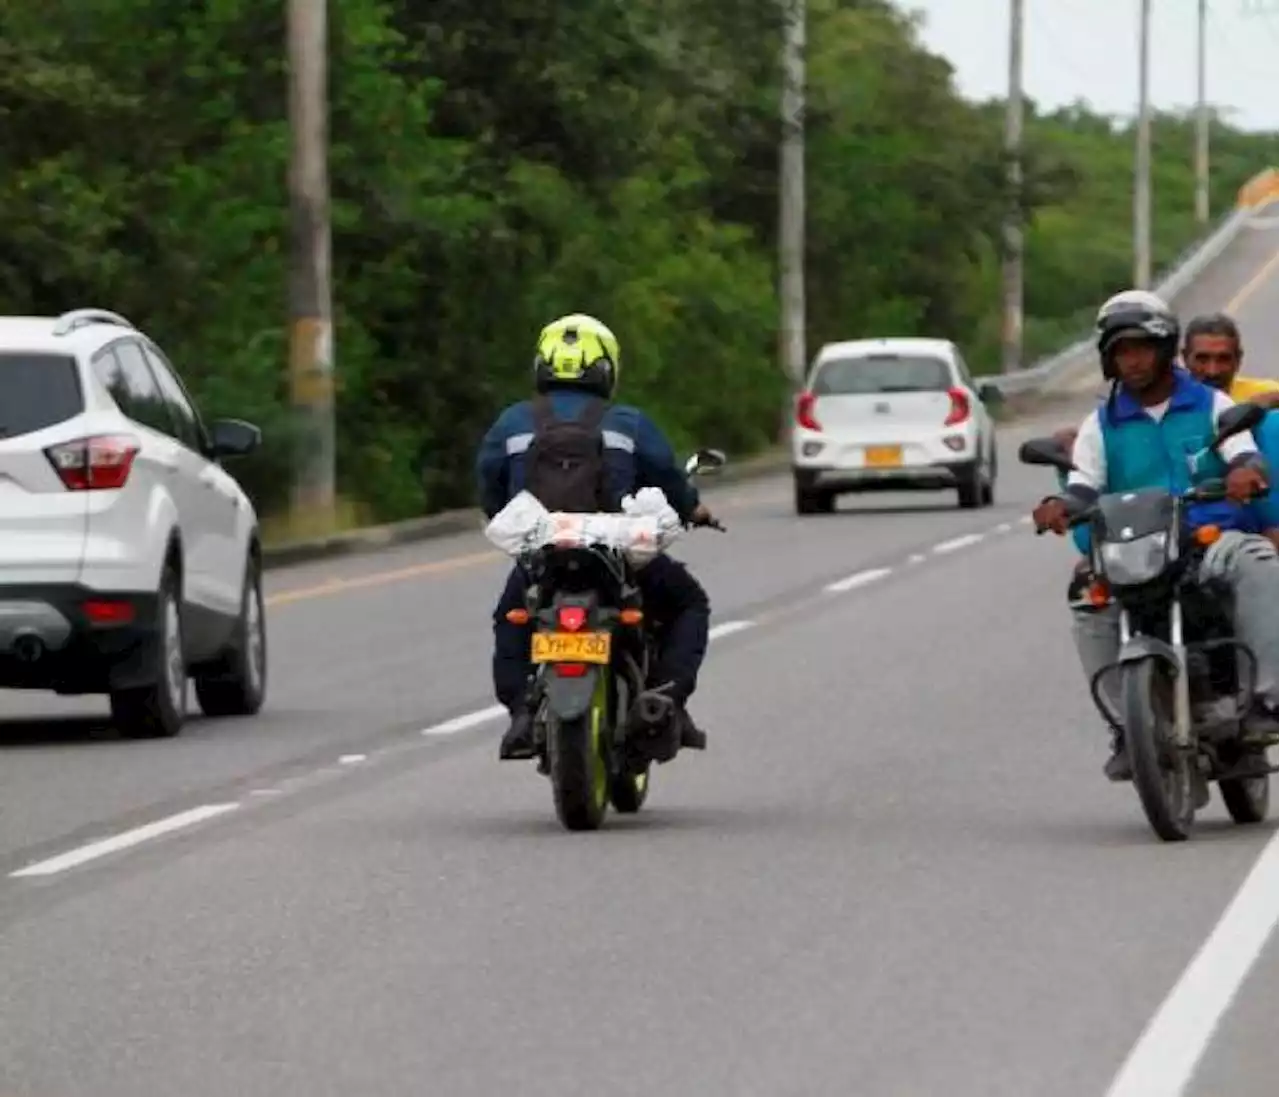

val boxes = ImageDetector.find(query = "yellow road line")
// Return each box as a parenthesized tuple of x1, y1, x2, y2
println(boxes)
(1225, 249, 1278, 312)
(264, 487, 781, 608)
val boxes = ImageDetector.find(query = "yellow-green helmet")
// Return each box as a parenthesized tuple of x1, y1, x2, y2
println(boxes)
(533, 313, 620, 398)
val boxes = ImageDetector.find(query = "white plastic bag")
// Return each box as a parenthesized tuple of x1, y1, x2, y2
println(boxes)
(483, 489, 684, 564)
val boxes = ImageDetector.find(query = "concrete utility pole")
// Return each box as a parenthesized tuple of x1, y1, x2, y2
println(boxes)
(1195, 0, 1210, 225)
(779, 0, 807, 391)
(1001, 0, 1025, 375)
(287, 0, 335, 531)
(1134, 0, 1153, 288)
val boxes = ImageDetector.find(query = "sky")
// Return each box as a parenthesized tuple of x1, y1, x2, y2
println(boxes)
(898, 0, 1280, 133)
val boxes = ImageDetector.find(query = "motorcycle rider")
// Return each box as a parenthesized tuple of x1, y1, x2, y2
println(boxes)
(1181, 311, 1280, 408)
(1032, 290, 1279, 781)
(1045, 309, 1278, 454)
(1181, 311, 1279, 543)
(476, 312, 718, 763)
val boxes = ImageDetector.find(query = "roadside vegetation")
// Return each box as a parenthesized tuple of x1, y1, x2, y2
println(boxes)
(1, 0, 1273, 533)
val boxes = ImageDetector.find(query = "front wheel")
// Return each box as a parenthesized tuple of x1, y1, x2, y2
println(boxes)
(1121, 658, 1194, 841)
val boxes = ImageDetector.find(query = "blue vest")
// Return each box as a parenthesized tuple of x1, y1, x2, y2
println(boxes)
(1068, 370, 1261, 554)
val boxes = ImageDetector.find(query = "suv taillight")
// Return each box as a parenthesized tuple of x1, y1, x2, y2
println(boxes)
(944, 388, 971, 426)
(44, 434, 140, 491)
(796, 391, 821, 431)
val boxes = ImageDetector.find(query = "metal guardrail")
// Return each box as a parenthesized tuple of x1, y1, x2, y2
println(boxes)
(986, 202, 1257, 397)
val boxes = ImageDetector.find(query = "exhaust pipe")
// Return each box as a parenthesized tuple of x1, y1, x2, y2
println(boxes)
(635, 691, 676, 725)
(11, 631, 45, 664)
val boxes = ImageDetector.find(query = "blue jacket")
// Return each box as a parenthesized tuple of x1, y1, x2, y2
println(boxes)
(476, 388, 701, 521)
(1256, 408, 1279, 530)
(1064, 370, 1265, 555)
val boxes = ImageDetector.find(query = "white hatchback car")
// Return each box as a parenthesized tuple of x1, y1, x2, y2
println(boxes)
(0, 308, 267, 737)
(790, 337, 1002, 514)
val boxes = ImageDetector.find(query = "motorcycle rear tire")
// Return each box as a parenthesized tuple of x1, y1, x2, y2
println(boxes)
(548, 709, 610, 832)
(609, 764, 651, 814)
(1122, 658, 1194, 842)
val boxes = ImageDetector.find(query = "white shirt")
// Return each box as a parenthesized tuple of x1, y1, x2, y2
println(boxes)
(1067, 389, 1258, 492)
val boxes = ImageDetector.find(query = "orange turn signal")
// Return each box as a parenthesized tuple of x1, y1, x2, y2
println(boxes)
(1087, 581, 1111, 607)
(619, 608, 644, 626)
(505, 608, 530, 625)
(1194, 524, 1222, 546)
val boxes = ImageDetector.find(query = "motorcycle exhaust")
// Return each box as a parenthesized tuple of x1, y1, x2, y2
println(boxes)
(635, 692, 675, 725)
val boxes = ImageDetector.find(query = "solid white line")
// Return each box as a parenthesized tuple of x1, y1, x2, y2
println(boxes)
(825, 567, 893, 594)
(421, 704, 506, 737)
(932, 533, 984, 555)
(1103, 833, 1279, 1097)
(8, 615, 768, 880)
(708, 619, 755, 641)
(8, 803, 241, 878)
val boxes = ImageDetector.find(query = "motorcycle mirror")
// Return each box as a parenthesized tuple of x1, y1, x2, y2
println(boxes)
(1018, 437, 1075, 472)
(1210, 402, 1266, 449)
(685, 448, 728, 476)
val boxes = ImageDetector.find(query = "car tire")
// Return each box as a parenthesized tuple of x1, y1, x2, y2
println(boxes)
(956, 459, 984, 509)
(194, 553, 268, 718)
(110, 563, 187, 739)
(794, 475, 835, 515)
(981, 439, 997, 506)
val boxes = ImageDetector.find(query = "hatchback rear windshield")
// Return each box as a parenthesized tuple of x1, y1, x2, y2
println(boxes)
(812, 354, 951, 395)
(0, 353, 84, 438)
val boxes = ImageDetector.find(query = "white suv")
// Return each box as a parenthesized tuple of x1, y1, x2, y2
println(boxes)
(0, 308, 267, 737)
(790, 337, 1002, 514)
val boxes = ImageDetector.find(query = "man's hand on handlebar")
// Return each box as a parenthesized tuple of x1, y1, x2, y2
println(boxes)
(689, 503, 725, 531)
(1032, 497, 1070, 536)
(1225, 466, 1268, 503)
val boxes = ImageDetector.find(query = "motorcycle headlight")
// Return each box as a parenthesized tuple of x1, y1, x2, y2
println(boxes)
(1100, 530, 1169, 586)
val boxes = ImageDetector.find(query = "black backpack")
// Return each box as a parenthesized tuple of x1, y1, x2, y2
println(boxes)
(523, 394, 612, 513)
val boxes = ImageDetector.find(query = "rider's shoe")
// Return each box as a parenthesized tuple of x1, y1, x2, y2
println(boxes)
(1104, 733, 1132, 782)
(678, 709, 707, 751)
(498, 709, 536, 760)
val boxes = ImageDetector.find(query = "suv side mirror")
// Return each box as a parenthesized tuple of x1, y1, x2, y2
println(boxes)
(209, 418, 262, 459)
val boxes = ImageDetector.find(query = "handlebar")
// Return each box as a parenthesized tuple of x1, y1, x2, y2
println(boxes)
(1033, 479, 1264, 535)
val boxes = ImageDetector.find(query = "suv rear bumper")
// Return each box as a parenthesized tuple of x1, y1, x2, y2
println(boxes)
(0, 584, 159, 694)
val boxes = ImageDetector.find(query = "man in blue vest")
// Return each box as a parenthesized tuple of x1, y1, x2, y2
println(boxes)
(477, 312, 718, 764)
(1032, 290, 1278, 781)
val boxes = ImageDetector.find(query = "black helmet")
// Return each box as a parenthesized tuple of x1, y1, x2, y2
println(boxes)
(1095, 289, 1179, 380)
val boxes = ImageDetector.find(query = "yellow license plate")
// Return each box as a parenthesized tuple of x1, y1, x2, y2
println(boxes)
(530, 631, 612, 664)
(864, 445, 902, 468)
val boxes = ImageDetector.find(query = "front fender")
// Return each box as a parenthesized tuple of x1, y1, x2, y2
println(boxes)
(1116, 634, 1182, 676)
(542, 665, 603, 723)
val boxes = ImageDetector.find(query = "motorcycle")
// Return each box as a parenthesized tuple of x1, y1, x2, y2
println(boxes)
(486, 449, 728, 832)
(1020, 401, 1276, 841)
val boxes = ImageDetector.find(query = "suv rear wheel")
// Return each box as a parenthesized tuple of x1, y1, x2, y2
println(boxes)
(110, 563, 187, 738)
(194, 553, 267, 717)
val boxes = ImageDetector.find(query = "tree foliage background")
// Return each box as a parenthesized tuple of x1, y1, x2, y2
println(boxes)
(0, 0, 1273, 532)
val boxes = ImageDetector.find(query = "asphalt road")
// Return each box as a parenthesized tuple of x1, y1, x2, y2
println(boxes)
(0, 209, 1275, 1096)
